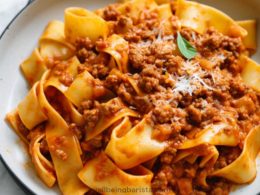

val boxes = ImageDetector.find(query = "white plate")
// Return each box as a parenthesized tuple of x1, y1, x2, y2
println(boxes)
(0, 0, 259, 194)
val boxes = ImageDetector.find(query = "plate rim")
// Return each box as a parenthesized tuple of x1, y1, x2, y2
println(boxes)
(0, 0, 33, 39)
(0, 0, 36, 194)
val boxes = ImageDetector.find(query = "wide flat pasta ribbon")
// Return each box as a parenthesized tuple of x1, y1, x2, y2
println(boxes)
(152, 3, 176, 37)
(237, 20, 257, 52)
(5, 109, 29, 144)
(64, 7, 108, 43)
(154, 0, 170, 4)
(109, 69, 144, 96)
(240, 55, 260, 92)
(21, 21, 75, 86)
(38, 71, 88, 195)
(44, 56, 80, 93)
(85, 98, 139, 141)
(120, 0, 169, 6)
(98, 34, 129, 73)
(117, 0, 157, 19)
(174, 145, 219, 168)
(176, 0, 247, 37)
(44, 58, 106, 109)
(78, 152, 153, 195)
(29, 130, 56, 187)
(20, 49, 47, 85)
(105, 116, 166, 169)
(153, 3, 172, 20)
(64, 71, 98, 107)
(211, 126, 260, 183)
(39, 20, 75, 60)
(17, 82, 47, 130)
(179, 123, 239, 149)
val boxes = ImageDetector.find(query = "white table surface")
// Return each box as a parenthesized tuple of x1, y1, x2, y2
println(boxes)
(0, 0, 29, 194)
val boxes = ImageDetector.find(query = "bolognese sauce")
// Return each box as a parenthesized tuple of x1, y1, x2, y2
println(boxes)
(71, 2, 260, 195)
(6, 1, 260, 195)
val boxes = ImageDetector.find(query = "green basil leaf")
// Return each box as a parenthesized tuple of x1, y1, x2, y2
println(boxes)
(177, 32, 197, 59)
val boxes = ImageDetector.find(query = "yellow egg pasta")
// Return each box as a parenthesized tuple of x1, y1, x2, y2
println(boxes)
(78, 152, 153, 195)
(237, 20, 257, 51)
(176, 0, 247, 37)
(64, 7, 108, 43)
(6, 0, 260, 194)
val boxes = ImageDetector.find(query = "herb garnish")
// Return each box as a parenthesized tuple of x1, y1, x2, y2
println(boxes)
(177, 32, 197, 59)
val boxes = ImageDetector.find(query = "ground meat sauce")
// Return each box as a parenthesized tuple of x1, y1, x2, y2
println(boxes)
(50, 3, 260, 195)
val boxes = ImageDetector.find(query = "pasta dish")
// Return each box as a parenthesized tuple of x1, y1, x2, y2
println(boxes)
(5, 0, 260, 194)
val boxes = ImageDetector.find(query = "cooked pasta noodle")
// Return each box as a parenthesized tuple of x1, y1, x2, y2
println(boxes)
(5, 0, 260, 194)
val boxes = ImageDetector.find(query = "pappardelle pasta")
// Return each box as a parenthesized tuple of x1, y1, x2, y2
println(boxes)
(6, 0, 260, 194)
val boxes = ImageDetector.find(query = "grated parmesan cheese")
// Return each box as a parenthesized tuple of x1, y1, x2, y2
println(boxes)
(173, 73, 213, 95)
(171, 116, 181, 124)
(173, 75, 195, 95)
(136, 40, 152, 48)
(155, 20, 175, 43)
(192, 74, 213, 90)
(181, 60, 200, 73)
(163, 35, 174, 41)
(136, 21, 174, 48)
(209, 53, 226, 66)
(191, 31, 197, 41)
